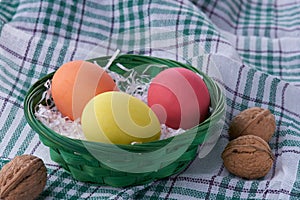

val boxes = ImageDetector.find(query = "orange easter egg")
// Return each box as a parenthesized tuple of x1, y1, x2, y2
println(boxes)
(51, 60, 117, 120)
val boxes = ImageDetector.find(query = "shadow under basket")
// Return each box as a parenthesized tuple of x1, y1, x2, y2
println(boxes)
(24, 54, 226, 187)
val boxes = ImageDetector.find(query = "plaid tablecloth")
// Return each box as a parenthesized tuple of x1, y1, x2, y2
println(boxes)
(1, 0, 300, 199)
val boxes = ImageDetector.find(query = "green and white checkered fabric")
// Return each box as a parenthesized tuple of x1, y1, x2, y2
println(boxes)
(1, 0, 300, 199)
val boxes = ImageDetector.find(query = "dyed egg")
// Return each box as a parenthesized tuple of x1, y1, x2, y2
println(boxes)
(147, 67, 210, 129)
(81, 91, 161, 144)
(51, 60, 117, 120)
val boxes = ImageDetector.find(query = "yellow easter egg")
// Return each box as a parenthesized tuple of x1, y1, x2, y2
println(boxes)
(81, 91, 161, 144)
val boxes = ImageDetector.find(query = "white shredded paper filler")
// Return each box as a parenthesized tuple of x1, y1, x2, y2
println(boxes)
(35, 53, 185, 142)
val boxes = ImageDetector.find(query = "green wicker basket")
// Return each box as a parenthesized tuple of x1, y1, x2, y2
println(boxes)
(24, 54, 225, 187)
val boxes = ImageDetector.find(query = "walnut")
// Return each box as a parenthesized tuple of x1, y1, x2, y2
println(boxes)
(0, 155, 47, 200)
(228, 107, 276, 142)
(221, 135, 274, 179)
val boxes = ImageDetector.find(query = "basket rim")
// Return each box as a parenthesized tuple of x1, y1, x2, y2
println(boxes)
(23, 54, 226, 153)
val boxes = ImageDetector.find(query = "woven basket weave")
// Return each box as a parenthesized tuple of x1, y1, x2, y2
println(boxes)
(24, 54, 225, 187)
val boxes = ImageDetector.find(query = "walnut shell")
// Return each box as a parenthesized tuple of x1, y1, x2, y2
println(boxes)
(228, 107, 276, 142)
(0, 155, 47, 200)
(221, 135, 274, 179)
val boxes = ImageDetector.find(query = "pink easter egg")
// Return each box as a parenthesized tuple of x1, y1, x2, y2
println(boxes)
(147, 67, 210, 129)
